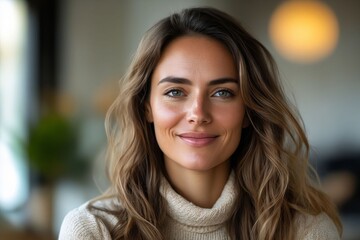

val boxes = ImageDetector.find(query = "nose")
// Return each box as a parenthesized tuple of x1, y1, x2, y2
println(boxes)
(186, 95, 212, 125)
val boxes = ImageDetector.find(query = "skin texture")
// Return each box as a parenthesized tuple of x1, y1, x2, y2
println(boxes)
(147, 35, 247, 208)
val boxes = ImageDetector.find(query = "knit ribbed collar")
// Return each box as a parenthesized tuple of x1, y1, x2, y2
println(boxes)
(159, 172, 237, 232)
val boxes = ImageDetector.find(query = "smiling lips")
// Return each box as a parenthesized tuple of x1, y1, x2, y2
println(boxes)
(178, 132, 218, 147)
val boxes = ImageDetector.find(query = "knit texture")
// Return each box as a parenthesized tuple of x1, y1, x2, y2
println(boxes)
(158, 172, 236, 239)
(59, 174, 340, 240)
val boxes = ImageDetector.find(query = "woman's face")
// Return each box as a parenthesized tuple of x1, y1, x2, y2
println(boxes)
(147, 35, 247, 173)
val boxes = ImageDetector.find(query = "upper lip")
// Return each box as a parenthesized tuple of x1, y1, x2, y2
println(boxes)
(177, 132, 218, 138)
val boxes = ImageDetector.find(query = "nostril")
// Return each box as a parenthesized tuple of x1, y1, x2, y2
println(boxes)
(187, 111, 211, 125)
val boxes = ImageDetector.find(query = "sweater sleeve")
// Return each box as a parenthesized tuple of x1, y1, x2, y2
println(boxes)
(297, 213, 341, 240)
(58, 204, 113, 240)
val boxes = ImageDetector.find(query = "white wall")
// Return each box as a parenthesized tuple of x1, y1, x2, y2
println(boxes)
(235, 0, 360, 156)
(59, 0, 237, 113)
(59, 0, 360, 156)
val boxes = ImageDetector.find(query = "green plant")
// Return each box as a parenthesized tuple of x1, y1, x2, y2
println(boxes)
(27, 113, 86, 183)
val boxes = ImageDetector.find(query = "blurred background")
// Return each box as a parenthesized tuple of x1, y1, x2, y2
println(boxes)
(0, 0, 359, 239)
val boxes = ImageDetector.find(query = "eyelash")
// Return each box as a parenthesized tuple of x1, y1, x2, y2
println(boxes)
(212, 88, 234, 98)
(164, 88, 185, 98)
(163, 88, 235, 98)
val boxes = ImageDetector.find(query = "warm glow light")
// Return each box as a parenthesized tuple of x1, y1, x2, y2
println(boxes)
(269, 0, 339, 63)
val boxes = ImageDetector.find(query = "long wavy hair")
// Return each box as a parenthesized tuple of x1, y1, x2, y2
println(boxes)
(98, 7, 342, 239)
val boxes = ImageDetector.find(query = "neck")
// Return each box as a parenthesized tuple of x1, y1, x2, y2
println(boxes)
(164, 161, 230, 208)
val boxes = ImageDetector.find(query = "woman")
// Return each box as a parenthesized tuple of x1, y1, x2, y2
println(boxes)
(59, 7, 342, 239)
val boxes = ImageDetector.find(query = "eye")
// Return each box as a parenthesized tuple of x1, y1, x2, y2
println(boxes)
(164, 89, 185, 98)
(213, 89, 234, 98)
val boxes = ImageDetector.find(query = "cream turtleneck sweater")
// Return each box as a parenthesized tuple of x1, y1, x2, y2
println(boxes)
(159, 173, 236, 239)
(59, 174, 340, 239)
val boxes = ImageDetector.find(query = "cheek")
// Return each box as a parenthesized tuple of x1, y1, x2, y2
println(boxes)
(151, 101, 183, 131)
(214, 104, 246, 129)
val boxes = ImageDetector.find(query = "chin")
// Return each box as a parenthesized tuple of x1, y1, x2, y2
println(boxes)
(179, 158, 225, 172)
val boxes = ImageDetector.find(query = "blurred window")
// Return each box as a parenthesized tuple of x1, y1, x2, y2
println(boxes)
(0, 0, 29, 211)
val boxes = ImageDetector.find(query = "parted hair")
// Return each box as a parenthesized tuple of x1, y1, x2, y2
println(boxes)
(97, 7, 342, 239)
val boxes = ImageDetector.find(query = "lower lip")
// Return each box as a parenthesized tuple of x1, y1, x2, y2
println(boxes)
(179, 136, 217, 147)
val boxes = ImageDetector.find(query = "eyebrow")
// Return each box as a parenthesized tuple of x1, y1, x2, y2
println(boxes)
(157, 76, 239, 86)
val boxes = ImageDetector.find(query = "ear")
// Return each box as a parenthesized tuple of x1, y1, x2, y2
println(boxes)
(145, 102, 153, 123)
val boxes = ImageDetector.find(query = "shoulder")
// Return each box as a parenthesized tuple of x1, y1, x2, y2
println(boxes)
(295, 212, 341, 240)
(58, 197, 119, 240)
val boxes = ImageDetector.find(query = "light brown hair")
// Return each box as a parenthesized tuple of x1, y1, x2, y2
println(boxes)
(98, 7, 342, 239)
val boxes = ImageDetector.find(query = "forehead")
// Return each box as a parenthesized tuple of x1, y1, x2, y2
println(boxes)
(152, 35, 237, 81)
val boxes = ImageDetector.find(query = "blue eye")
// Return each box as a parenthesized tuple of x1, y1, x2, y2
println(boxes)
(165, 89, 184, 97)
(213, 89, 233, 98)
